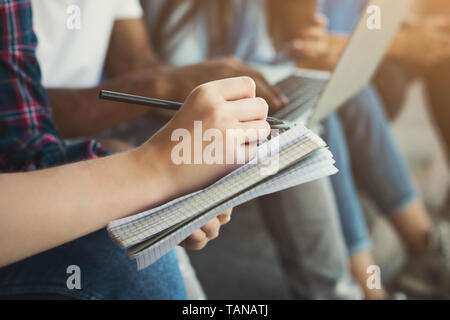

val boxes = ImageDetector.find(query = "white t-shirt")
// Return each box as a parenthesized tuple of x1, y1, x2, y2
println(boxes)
(32, 0, 143, 88)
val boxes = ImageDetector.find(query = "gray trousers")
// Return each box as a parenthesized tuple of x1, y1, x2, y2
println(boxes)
(257, 178, 362, 299)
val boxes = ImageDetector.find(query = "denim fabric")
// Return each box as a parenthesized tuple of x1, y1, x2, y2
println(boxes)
(319, 0, 368, 33)
(319, 1, 418, 255)
(323, 113, 373, 256)
(323, 86, 418, 256)
(0, 229, 187, 300)
(338, 86, 417, 215)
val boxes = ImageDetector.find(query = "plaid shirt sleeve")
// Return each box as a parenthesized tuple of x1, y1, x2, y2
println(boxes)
(0, 0, 108, 172)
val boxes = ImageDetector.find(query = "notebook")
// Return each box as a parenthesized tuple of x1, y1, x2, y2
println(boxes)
(107, 125, 338, 270)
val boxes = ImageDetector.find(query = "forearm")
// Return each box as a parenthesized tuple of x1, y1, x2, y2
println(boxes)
(0, 146, 171, 267)
(49, 64, 178, 139)
(50, 60, 251, 139)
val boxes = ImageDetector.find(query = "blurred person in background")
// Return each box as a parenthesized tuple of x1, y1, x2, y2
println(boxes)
(270, 0, 450, 298)
(278, 0, 450, 183)
(142, 0, 448, 299)
(380, 0, 450, 167)
(376, 0, 450, 217)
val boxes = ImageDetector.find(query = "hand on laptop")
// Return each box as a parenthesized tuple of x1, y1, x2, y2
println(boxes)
(166, 57, 288, 113)
(287, 13, 329, 64)
(295, 34, 348, 71)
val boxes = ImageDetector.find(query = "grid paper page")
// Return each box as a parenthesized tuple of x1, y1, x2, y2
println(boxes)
(132, 149, 337, 270)
(127, 148, 335, 256)
(109, 130, 325, 248)
(107, 125, 309, 233)
(127, 149, 335, 255)
(116, 137, 321, 247)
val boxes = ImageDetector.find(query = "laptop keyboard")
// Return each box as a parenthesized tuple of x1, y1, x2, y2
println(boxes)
(274, 75, 327, 120)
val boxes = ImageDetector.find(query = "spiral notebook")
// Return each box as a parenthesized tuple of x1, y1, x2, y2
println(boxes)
(107, 125, 338, 270)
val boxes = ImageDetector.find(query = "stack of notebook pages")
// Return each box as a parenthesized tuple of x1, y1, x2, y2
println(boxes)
(108, 124, 338, 270)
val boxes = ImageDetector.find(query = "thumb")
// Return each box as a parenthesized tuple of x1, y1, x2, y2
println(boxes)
(314, 13, 329, 28)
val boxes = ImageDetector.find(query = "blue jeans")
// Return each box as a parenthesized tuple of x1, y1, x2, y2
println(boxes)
(323, 86, 417, 256)
(0, 229, 187, 299)
(324, 113, 372, 256)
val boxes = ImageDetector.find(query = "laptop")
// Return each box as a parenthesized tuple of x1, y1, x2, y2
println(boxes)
(272, 0, 413, 126)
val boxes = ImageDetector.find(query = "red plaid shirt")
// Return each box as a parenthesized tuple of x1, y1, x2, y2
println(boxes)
(0, 0, 108, 172)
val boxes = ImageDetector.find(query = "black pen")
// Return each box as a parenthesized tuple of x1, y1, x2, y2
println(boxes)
(99, 90, 182, 111)
(99, 90, 291, 130)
